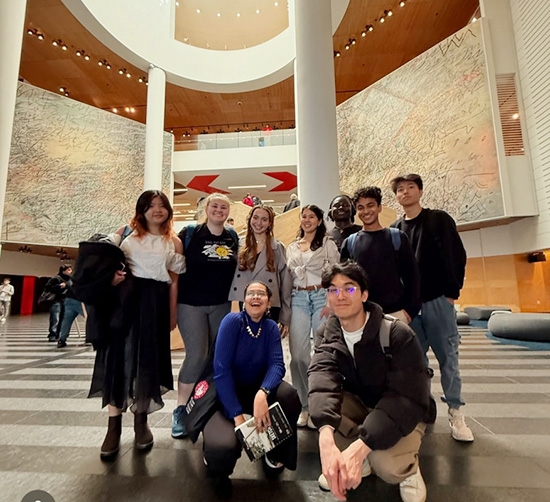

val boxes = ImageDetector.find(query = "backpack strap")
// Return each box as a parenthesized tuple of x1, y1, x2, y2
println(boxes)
(388, 227, 401, 251)
(225, 226, 239, 250)
(184, 223, 198, 250)
(120, 225, 132, 243)
(345, 232, 358, 259)
(379, 315, 395, 360)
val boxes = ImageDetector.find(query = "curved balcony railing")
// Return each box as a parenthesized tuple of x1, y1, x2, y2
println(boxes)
(174, 129, 296, 151)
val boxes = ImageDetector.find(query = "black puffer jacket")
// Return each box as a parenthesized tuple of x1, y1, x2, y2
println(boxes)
(308, 301, 436, 451)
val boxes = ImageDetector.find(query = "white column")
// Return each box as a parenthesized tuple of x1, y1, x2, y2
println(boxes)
(0, 0, 27, 248)
(293, 0, 340, 211)
(144, 65, 166, 191)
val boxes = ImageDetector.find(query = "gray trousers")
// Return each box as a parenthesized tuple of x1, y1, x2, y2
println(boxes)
(176, 302, 231, 384)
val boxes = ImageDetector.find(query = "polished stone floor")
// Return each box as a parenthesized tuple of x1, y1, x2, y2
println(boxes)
(1, 314, 550, 502)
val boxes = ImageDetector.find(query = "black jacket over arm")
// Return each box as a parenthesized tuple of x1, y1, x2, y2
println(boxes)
(308, 301, 436, 451)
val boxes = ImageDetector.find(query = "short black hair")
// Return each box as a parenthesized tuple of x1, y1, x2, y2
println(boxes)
(321, 260, 369, 292)
(244, 281, 273, 300)
(59, 264, 72, 274)
(390, 174, 423, 193)
(353, 186, 382, 206)
(327, 194, 356, 221)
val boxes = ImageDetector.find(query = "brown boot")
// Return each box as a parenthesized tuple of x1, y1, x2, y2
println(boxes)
(134, 412, 154, 450)
(100, 415, 122, 459)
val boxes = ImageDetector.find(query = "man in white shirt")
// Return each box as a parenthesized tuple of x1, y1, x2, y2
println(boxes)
(0, 278, 15, 321)
(309, 261, 436, 502)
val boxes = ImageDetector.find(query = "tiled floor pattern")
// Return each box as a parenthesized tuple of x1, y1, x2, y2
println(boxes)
(0, 315, 550, 501)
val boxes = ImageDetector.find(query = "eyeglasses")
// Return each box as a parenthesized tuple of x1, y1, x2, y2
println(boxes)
(327, 286, 358, 297)
(245, 290, 268, 298)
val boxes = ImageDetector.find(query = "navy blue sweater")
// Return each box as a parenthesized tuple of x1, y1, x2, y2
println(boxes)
(214, 311, 285, 419)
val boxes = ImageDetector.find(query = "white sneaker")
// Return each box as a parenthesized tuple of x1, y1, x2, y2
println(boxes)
(399, 467, 427, 502)
(297, 410, 309, 428)
(448, 408, 474, 442)
(318, 457, 371, 491)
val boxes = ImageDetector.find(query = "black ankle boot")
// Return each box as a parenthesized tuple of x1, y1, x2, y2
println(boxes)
(134, 412, 154, 450)
(100, 415, 122, 459)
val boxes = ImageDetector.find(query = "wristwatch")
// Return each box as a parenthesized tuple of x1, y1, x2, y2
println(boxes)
(260, 387, 270, 396)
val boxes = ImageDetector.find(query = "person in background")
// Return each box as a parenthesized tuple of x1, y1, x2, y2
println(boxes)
(230, 205, 292, 332)
(88, 190, 185, 459)
(0, 278, 15, 322)
(390, 173, 473, 442)
(172, 193, 238, 439)
(283, 193, 300, 213)
(309, 261, 435, 502)
(202, 281, 301, 498)
(226, 217, 235, 227)
(56, 282, 84, 348)
(327, 195, 362, 250)
(243, 193, 254, 207)
(46, 265, 72, 341)
(286, 205, 340, 428)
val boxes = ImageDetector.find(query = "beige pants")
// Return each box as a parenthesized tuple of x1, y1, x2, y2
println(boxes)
(335, 392, 425, 485)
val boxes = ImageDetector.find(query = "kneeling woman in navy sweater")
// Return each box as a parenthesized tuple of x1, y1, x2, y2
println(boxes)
(202, 281, 301, 495)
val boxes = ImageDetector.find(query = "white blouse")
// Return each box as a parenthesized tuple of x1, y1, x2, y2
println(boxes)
(120, 232, 186, 283)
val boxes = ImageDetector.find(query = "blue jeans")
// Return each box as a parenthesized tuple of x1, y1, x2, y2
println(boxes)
(410, 295, 465, 409)
(289, 288, 327, 410)
(59, 298, 84, 343)
(48, 301, 63, 339)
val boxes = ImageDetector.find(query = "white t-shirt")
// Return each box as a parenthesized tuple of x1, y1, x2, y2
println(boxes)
(342, 313, 369, 356)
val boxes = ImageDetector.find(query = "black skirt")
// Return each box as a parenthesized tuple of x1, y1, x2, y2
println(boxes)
(88, 277, 173, 414)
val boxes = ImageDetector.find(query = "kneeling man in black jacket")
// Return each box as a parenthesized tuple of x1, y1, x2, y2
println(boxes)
(308, 261, 436, 502)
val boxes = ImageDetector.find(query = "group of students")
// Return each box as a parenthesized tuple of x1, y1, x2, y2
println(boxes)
(81, 173, 470, 502)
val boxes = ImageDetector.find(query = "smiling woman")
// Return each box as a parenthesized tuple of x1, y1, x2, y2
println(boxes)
(200, 280, 301, 496)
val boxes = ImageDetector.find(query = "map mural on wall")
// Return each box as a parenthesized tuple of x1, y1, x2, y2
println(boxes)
(337, 22, 504, 223)
(4, 82, 172, 246)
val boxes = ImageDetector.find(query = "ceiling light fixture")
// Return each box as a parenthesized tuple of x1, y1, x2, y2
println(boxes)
(126, 72, 131, 78)
(84, 54, 90, 61)
(334, 50, 341, 57)
(61, 44, 67, 50)
(379, 16, 385, 23)
(113, 108, 118, 113)
(227, 184, 267, 190)
(59, 87, 66, 93)
(196, 9, 200, 14)
(27, 29, 34, 36)
(125, 107, 130, 112)
(237, 13, 240, 17)
(37, 33, 44, 40)
(119, 68, 125, 75)
(400, 1, 406, 7)
(256, 9, 260, 14)
(386, 10, 393, 17)
(76, 50, 82, 56)
(512, 113, 519, 119)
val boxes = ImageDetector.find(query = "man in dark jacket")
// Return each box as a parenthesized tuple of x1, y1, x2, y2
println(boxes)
(390, 173, 473, 443)
(46, 265, 72, 341)
(309, 262, 435, 502)
(327, 194, 362, 249)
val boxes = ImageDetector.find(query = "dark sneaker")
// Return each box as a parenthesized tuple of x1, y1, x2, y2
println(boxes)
(48, 336, 58, 342)
(57, 340, 67, 348)
(212, 476, 232, 500)
(171, 405, 188, 439)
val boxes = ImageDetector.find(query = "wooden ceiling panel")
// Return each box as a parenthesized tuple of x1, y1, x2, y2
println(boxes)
(20, 0, 478, 136)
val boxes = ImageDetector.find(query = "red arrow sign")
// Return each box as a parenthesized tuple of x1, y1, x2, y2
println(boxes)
(265, 171, 297, 192)
(186, 175, 229, 194)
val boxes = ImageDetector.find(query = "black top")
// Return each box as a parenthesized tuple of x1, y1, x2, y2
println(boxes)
(391, 208, 466, 302)
(177, 224, 238, 306)
(341, 228, 420, 319)
(328, 224, 362, 250)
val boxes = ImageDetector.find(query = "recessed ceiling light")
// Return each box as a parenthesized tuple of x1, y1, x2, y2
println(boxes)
(256, 9, 260, 14)
(236, 12, 240, 17)
(275, 1, 279, 5)
(113, 108, 118, 113)
(217, 12, 221, 17)
(196, 9, 200, 14)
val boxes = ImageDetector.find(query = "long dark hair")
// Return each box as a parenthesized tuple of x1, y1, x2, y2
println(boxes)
(239, 205, 276, 272)
(131, 190, 173, 238)
(298, 204, 326, 251)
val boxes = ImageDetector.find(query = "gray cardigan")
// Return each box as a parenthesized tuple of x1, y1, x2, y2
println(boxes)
(229, 238, 293, 326)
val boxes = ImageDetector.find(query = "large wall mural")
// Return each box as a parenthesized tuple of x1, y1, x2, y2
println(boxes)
(337, 22, 503, 223)
(4, 82, 172, 246)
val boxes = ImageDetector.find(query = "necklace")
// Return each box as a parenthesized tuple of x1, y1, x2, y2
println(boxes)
(245, 315, 263, 338)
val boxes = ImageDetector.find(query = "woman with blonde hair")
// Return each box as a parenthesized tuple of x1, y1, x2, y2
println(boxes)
(172, 193, 239, 438)
(229, 205, 292, 333)
(286, 204, 340, 428)
(89, 190, 185, 458)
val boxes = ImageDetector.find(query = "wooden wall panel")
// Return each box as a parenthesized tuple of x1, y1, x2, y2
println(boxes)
(483, 255, 520, 311)
(514, 254, 550, 312)
(459, 257, 489, 308)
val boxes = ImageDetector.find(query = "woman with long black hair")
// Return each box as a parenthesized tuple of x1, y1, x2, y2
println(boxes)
(286, 205, 340, 428)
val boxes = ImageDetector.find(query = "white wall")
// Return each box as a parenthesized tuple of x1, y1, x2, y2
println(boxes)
(507, 0, 550, 253)
(0, 251, 69, 278)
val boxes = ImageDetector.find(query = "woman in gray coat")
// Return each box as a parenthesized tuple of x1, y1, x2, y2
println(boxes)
(229, 205, 292, 336)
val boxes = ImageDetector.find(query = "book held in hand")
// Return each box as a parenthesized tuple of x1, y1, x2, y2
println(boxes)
(234, 402, 293, 462)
